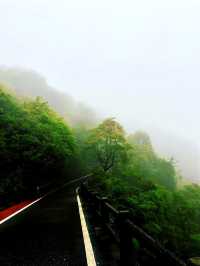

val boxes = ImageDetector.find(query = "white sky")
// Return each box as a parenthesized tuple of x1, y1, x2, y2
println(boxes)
(0, 0, 200, 147)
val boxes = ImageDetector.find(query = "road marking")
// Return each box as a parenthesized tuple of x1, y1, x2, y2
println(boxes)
(0, 197, 42, 225)
(77, 194, 97, 266)
(0, 176, 89, 226)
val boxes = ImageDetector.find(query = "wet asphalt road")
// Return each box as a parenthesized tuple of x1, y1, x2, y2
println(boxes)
(0, 181, 87, 266)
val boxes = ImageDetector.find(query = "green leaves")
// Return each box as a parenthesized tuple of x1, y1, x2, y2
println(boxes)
(88, 118, 130, 172)
(126, 131, 177, 190)
(0, 85, 76, 195)
(87, 124, 200, 259)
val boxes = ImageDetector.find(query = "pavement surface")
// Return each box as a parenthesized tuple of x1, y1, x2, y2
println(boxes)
(0, 181, 87, 266)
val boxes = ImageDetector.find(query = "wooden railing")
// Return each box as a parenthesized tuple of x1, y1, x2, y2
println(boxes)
(78, 182, 187, 266)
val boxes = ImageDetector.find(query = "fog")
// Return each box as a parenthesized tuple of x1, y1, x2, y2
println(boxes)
(0, 0, 200, 180)
(0, 68, 99, 128)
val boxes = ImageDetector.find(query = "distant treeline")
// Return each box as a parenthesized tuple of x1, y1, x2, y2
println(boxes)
(0, 67, 99, 128)
(0, 85, 77, 202)
(0, 67, 198, 181)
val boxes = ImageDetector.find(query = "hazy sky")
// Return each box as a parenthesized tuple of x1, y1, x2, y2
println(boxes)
(0, 0, 200, 147)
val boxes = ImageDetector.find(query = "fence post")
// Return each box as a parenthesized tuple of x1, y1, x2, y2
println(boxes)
(119, 211, 139, 266)
(100, 197, 109, 222)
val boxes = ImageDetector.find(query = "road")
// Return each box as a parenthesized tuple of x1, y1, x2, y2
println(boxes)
(0, 181, 87, 266)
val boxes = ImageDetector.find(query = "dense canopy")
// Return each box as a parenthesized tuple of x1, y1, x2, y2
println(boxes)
(0, 85, 76, 199)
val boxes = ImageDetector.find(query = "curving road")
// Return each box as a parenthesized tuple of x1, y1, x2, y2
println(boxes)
(0, 180, 87, 266)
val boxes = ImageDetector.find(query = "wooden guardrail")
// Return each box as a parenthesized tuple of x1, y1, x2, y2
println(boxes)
(79, 182, 188, 266)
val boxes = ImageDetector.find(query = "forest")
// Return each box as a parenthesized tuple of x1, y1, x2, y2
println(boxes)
(0, 85, 77, 202)
(0, 84, 200, 262)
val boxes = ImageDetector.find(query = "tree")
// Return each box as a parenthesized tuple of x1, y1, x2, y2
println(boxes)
(0, 85, 76, 198)
(88, 118, 129, 172)
(128, 131, 154, 155)
(126, 131, 177, 190)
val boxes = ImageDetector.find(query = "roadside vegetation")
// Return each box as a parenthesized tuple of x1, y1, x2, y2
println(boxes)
(78, 118, 200, 260)
(0, 85, 200, 260)
(0, 85, 76, 204)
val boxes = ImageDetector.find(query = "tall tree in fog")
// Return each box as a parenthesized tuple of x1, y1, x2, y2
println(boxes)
(88, 118, 129, 172)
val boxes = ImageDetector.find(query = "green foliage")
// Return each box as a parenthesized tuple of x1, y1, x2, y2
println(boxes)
(87, 126, 199, 260)
(128, 131, 154, 154)
(73, 125, 95, 174)
(127, 131, 177, 190)
(87, 118, 130, 172)
(0, 85, 76, 197)
(1, 83, 198, 261)
(90, 172, 200, 259)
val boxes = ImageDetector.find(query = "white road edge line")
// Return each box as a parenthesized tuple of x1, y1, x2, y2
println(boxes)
(0, 176, 88, 226)
(0, 197, 43, 225)
(77, 194, 97, 266)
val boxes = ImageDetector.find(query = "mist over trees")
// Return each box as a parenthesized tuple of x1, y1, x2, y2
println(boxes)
(84, 120, 200, 260)
(0, 0, 199, 262)
(0, 67, 199, 182)
(0, 79, 200, 261)
(149, 129, 200, 183)
(0, 85, 76, 200)
(0, 67, 99, 129)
